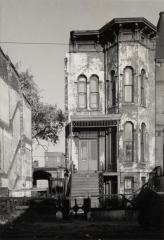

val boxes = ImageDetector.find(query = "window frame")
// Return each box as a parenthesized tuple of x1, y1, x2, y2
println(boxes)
(124, 177, 134, 194)
(124, 122, 134, 162)
(111, 70, 116, 106)
(124, 67, 134, 103)
(140, 69, 146, 107)
(141, 123, 146, 162)
(77, 75, 87, 109)
(89, 75, 99, 110)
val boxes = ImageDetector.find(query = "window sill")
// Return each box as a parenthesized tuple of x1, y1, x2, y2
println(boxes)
(76, 109, 101, 112)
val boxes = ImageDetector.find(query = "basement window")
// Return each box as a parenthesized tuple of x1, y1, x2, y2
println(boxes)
(124, 177, 134, 194)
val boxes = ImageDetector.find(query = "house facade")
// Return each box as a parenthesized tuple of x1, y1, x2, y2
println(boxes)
(155, 12, 164, 176)
(0, 48, 32, 197)
(65, 17, 158, 200)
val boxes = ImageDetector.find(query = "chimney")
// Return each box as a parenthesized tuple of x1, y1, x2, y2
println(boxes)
(156, 12, 164, 59)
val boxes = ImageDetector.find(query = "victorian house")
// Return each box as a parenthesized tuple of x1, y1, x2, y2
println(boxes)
(65, 14, 164, 205)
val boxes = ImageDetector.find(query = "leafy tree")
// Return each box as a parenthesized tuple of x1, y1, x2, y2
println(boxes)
(19, 69, 65, 145)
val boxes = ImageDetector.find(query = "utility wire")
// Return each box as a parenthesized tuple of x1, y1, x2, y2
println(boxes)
(0, 41, 164, 46)
(0, 41, 68, 45)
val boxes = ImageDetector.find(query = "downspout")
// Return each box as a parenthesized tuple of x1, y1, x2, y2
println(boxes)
(117, 31, 120, 194)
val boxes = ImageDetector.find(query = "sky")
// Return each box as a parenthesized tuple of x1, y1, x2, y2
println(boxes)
(0, 0, 163, 153)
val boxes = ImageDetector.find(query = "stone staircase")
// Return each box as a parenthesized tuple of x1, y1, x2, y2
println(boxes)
(71, 172, 99, 208)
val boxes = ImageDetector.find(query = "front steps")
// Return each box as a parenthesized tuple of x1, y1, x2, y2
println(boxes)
(71, 172, 99, 208)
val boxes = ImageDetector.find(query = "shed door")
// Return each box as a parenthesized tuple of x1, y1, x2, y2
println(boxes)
(79, 139, 97, 171)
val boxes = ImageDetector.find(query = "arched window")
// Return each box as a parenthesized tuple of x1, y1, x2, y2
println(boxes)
(111, 70, 116, 106)
(141, 69, 146, 106)
(124, 67, 134, 102)
(90, 75, 99, 109)
(78, 75, 87, 109)
(124, 122, 134, 162)
(141, 123, 146, 162)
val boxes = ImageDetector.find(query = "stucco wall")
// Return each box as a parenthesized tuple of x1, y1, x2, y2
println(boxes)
(66, 52, 104, 121)
(155, 62, 164, 171)
(0, 49, 32, 196)
(118, 42, 155, 192)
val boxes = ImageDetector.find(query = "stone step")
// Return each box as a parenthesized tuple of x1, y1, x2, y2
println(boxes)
(72, 188, 98, 191)
(72, 184, 98, 188)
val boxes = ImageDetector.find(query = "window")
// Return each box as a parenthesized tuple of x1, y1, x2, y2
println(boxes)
(124, 122, 134, 162)
(78, 75, 87, 109)
(80, 140, 87, 161)
(111, 70, 116, 106)
(90, 75, 99, 109)
(124, 67, 134, 102)
(141, 69, 146, 106)
(141, 176, 146, 186)
(124, 177, 134, 193)
(141, 123, 146, 162)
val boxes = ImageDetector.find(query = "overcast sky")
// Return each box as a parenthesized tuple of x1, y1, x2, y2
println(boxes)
(0, 0, 163, 152)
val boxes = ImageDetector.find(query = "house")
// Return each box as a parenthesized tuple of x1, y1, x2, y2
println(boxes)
(65, 15, 161, 204)
(0, 48, 32, 197)
(155, 12, 164, 190)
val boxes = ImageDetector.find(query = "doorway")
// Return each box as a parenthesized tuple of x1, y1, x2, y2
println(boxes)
(79, 139, 98, 171)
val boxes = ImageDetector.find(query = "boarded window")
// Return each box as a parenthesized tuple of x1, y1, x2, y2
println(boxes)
(90, 75, 99, 109)
(124, 67, 134, 102)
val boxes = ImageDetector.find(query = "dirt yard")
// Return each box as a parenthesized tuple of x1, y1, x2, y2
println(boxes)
(0, 207, 164, 240)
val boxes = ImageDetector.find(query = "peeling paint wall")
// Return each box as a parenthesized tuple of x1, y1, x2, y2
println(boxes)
(66, 52, 104, 121)
(118, 41, 155, 193)
(65, 19, 156, 194)
(156, 62, 164, 172)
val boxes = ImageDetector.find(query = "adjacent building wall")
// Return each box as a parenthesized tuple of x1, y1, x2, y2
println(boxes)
(0, 48, 32, 197)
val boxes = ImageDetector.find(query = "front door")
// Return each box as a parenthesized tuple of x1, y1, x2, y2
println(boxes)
(79, 139, 97, 171)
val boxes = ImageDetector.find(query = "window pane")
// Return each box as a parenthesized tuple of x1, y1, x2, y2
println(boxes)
(78, 82, 86, 93)
(125, 123, 133, 140)
(78, 94, 86, 108)
(125, 68, 133, 85)
(89, 140, 97, 161)
(99, 136, 105, 171)
(125, 179, 132, 189)
(124, 178, 134, 193)
(125, 142, 133, 161)
(112, 83, 116, 106)
(81, 141, 87, 161)
(125, 86, 132, 102)
(141, 124, 146, 162)
(141, 177, 146, 186)
(90, 77, 98, 92)
(141, 71, 145, 106)
(141, 88, 144, 105)
(90, 93, 98, 108)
